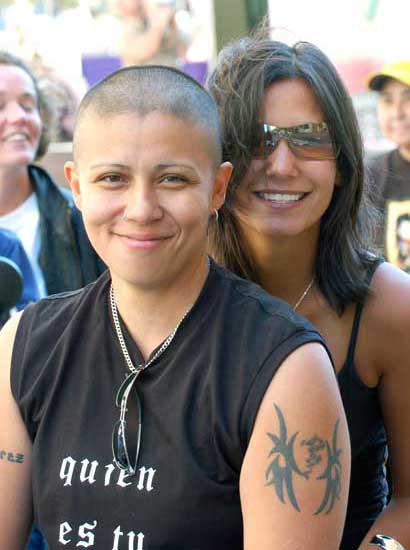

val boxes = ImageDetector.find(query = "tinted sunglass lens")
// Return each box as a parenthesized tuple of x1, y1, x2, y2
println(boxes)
(112, 385, 142, 476)
(261, 123, 338, 161)
(292, 143, 336, 160)
(112, 420, 130, 471)
(123, 387, 142, 465)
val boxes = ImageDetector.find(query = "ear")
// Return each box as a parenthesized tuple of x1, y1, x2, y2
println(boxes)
(211, 161, 233, 211)
(64, 161, 82, 211)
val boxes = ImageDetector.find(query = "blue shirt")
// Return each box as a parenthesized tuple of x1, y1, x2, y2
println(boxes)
(0, 228, 40, 309)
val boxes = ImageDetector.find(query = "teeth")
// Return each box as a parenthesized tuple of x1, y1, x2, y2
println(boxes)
(259, 192, 304, 202)
(4, 133, 28, 142)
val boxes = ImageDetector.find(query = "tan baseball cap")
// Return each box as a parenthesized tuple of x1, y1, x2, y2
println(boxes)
(367, 61, 410, 91)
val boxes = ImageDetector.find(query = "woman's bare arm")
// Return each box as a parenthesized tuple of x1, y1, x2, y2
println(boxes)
(358, 263, 410, 549)
(240, 342, 350, 550)
(0, 313, 33, 549)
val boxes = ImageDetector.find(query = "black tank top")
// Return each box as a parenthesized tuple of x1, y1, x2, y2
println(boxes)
(338, 260, 388, 550)
(12, 262, 326, 550)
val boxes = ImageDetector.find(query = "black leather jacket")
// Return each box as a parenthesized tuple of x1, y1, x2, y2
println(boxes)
(30, 164, 105, 295)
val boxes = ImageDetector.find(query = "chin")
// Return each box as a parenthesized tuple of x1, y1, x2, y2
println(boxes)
(5, 153, 35, 168)
(111, 263, 170, 288)
(123, 274, 170, 290)
(258, 222, 307, 239)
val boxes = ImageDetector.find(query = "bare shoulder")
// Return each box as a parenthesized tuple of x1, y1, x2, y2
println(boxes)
(0, 312, 23, 384)
(366, 262, 410, 338)
(240, 342, 350, 549)
(370, 262, 410, 318)
(363, 262, 410, 372)
(254, 342, 345, 445)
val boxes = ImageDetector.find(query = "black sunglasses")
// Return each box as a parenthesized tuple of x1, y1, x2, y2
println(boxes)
(112, 370, 142, 477)
(254, 122, 339, 161)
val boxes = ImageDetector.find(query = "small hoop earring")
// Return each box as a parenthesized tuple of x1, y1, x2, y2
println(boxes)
(214, 209, 219, 222)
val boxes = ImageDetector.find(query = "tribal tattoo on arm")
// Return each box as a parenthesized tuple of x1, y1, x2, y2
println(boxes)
(265, 404, 342, 515)
(265, 404, 308, 511)
(313, 420, 342, 515)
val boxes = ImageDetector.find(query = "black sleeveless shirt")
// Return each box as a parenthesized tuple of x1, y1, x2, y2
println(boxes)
(338, 260, 388, 550)
(12, 262, 327, 550)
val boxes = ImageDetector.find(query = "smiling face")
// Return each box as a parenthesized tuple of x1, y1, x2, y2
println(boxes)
(0, 65, 42, 170)
(377, 78, 410, 158)
(233, 78, 337, 249)
(65, 110, 231, 292)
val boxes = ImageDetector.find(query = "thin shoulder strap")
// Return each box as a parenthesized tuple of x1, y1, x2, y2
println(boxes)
(345, 258, 383, 365)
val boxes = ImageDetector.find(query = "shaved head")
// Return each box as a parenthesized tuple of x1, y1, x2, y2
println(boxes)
(74, 65, 222, 166)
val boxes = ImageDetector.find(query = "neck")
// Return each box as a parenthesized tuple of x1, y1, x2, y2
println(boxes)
(0, 166, 33, 216)
(398, 145, 410, 162)
(111, 254, 210, 360)
(247, 228, 318, 308)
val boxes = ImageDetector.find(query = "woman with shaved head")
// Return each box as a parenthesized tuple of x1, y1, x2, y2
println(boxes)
(0, 65, 350, 549)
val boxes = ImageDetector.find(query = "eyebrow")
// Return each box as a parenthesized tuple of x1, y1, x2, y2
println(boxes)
(154, 163, 196, 172)
(88, 163, 197, 172)
(20, 92, 36, 99)
(89, 163, 129, 171)
(0, 91, 36, 100)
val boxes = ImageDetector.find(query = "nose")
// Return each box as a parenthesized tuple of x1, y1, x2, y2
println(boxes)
(265, 138, 299, 178)
(4, 102, 28, 123)
(122, 182, 163, 224)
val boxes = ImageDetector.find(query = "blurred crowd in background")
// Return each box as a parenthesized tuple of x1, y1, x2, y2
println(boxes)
(0, 0, 213, 144)
(0, 0, 408, 151)
(0, 0, 408, 152)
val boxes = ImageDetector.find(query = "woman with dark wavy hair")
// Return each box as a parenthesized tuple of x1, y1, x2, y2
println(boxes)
(208, 31, 410, 549)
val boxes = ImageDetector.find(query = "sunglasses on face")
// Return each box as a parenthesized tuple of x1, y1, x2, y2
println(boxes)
(254, 122, 339, 161)
(112, 370, 142, 477)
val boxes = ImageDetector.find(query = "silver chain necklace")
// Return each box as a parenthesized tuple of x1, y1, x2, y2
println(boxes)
(110, 285, 190, 375)
(109, 258, 210, 374)
(293, 277, 315, 311)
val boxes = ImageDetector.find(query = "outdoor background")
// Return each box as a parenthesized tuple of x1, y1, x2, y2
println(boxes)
(0, 0, 407, 176)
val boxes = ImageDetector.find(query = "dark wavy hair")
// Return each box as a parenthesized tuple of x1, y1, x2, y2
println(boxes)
(0, 51, 52, 159)
(207, 29, 378, 314)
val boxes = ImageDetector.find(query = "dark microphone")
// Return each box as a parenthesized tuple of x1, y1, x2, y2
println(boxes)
(0, 256, 23, 312)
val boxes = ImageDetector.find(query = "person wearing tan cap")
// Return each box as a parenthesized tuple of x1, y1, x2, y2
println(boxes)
(367, 61, 410, 270)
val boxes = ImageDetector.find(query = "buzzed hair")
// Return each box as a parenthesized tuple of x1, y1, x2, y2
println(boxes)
(74, 65, 222, 165)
